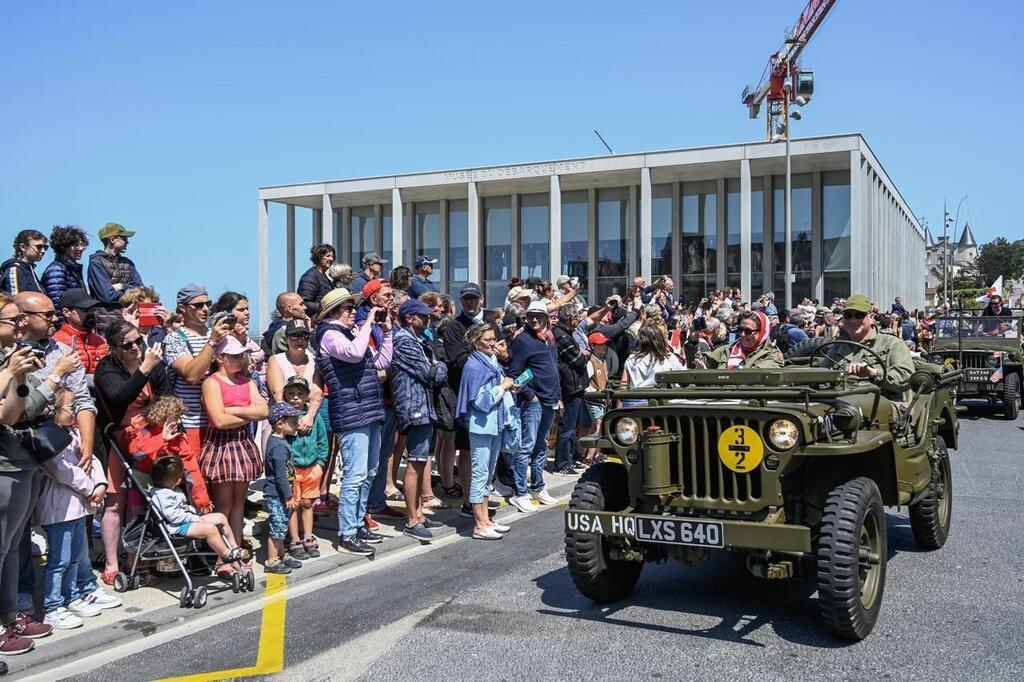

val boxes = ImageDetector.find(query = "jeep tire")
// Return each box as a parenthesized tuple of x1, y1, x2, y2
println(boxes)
(1003, 372, 1019, 420)
(815, 477, 887, 641)
(909, 436, 952, 550)
(565, 463, 642, 603)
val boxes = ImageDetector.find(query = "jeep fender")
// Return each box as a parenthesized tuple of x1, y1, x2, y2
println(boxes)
(797, 433, 900, 509)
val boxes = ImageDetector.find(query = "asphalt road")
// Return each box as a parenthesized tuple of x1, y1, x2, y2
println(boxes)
(59, 404, 1024, 681)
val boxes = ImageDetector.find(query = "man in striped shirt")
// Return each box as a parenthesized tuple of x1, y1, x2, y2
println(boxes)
(163, 284, 232, 453)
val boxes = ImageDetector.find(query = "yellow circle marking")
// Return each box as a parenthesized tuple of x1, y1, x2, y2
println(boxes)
(717, 425, 764, 473)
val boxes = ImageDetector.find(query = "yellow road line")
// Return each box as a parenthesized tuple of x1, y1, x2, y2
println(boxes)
(156, 573, 288, 682)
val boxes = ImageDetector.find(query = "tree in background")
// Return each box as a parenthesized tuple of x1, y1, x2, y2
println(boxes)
(976, 238, 1024, 286)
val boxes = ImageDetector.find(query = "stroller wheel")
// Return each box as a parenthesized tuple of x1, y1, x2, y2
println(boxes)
(130, 575, 142, 591)
(193, 586, 208, 609)
(178, 586, 191, 609)
(244, 571, 255, 592)
(113, 572, 129, 593)
(231, 572, 242, 593)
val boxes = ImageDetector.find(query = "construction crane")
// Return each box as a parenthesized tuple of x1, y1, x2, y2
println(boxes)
(741, 0, 838, 140)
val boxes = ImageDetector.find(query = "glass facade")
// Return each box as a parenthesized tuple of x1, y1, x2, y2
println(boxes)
(381, 206, 392, 265)
(596, 187, 629, 301)
(680, 181, 717, 303)
(561, 190, 589, 296)
(651, 184, 672, 279)
(350, 206, 375, 267)
(413, 202, 441, 282)
(519, 193, 549, 280)
(725, 180, 740, 290)
(823, 170, 851, 304)
(773, 174, 812, 302)
(447, 199, 468, 294)
(483, 196, 512, 305)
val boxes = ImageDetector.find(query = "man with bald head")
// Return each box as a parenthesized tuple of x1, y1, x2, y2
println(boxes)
(261, 291, 309, 356)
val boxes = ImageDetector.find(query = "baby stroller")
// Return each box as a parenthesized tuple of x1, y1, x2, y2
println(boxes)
(103, 425, 255, 608)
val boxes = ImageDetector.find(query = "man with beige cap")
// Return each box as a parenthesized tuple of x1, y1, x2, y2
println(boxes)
(87, 223, 144, 334)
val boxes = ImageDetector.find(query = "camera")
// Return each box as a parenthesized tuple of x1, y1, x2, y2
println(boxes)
(222, 314, 237, 327)
(15, 340, 47, 359)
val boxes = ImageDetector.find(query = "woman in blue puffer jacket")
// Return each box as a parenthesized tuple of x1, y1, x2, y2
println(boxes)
(41, 226, 90, 316)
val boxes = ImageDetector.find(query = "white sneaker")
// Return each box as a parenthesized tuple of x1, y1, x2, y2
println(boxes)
(44, 607, 83, 630)
(491, 479, 514, 497)
(67, 598, 102, 618)
(509, 495, 536, 513)
(83, 587, 122, 610)
(490, 522, 511, 533)
(531, 489, 560, 505)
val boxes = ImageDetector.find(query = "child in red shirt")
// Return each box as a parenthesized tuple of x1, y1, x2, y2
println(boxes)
(127, 396, 213, 512)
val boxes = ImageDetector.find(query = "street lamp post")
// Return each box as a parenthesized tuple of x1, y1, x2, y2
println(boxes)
(943, 194, 967, 307)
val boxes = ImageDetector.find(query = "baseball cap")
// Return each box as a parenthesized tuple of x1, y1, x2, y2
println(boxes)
(98, 222, 136, 241)
(414, 255, 438, 269)
(361, 252, 387, 267)
(556, 275, 571, 287)
(283, 375, 310, 395)
(176, 283, 208, 306)
(507, 286, 531, 302)
(526, 301, 547, 316)
(215, 336, 248, 355)
(843, 294, 872, 314)
(59, 288, 100, 310)
(459, 282, 482, 299)
(398, 299, 432, 319)
(284, 319, 311, 336)
(320, 288, 362, 317)
(362, 278, 385, 300)
(588, 331, 609, 345)
(269, 402, 302, 424)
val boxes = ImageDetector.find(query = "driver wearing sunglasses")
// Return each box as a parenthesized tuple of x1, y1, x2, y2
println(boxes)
(824, 294, 915, 403)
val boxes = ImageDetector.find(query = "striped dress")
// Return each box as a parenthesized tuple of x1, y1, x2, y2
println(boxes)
(200, 374, 264, 483)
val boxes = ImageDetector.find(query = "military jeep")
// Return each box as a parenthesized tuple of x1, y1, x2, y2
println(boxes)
(928, 309, 1022, 419)
(565, 346, 960, 640)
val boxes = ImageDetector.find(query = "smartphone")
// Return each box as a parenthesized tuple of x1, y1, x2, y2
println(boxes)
(375, 310, 387, 323)
(222, 314, 238, 327)
(513, 368, 534, 387)
(138, 302, 160, 327)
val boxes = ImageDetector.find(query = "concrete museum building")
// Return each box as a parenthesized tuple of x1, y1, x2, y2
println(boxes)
(257, 133, 924, 329)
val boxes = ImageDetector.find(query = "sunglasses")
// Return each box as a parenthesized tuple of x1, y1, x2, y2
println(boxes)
(24, 310, 57, 320)
(0, 315, 24, 327)
(120, 337, 145, 351)
(187, 300, 211, 309)
(843, 311, 867, 320)
(288, 333, 310, 341)
(30, 243, 49, 252)
(738, 327, 759, 335)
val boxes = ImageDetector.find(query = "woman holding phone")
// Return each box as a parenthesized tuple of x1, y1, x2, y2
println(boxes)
(93, 320, 172, 585)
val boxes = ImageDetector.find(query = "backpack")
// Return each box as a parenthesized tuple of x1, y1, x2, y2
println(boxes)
(773, 323, 795, 354)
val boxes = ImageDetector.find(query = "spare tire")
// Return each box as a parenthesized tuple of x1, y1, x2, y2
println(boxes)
(785, 336, 830, 360)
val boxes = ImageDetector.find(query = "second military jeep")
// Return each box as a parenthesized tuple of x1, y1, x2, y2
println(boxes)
(565, 343, 960, 640)
(929, 308, 1022, 420)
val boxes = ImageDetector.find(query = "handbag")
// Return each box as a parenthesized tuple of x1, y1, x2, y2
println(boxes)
(16, 419, 73, 464)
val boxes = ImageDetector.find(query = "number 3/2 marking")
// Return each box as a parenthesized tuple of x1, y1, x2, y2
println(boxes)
(717, 425, 765, 474)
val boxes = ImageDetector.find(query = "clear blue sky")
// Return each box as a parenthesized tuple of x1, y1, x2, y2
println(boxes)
(2, 0, 1020, 314)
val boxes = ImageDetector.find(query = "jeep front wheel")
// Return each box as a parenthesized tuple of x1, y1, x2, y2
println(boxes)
(1003, 373, 1020, 420)
(815, 477, 887, 640)
(564, 463, 642, 603)
(909, 436, 952, 550)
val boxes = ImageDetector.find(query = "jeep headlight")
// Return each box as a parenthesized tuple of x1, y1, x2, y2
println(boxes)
(767, 419, 799, 450)
(929, 353, 944, 365)
(613, 417, 639, 446)
(986, 353, 1001, 367)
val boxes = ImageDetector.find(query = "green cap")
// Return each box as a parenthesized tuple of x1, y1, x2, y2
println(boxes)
(843, 294, 872, 313)
(98, 222, 136, 241)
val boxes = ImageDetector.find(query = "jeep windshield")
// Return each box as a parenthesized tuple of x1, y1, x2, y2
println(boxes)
(935, 314, 1020, 340)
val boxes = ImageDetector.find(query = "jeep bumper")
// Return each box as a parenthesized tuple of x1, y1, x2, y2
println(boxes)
(565, 509, 812, 554)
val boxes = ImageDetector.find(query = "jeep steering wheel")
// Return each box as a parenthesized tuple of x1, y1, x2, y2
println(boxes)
(807, 339, 888, 386)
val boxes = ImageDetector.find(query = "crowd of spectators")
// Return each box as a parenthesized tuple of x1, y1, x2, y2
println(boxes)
(1, 224, 1011, 657)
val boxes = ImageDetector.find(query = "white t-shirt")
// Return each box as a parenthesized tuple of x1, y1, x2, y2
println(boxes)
(624, 353, 686, 389)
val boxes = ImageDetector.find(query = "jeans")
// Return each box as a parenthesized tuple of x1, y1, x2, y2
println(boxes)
(555, 394, 584, 470)
(367, 406, 398, 511)
(519, 400, 556, 493)
(0, 471, 37, 623)
(469, 432, 502, 504)
(337, 424, 382, 539)
(42, 518, 86, 613)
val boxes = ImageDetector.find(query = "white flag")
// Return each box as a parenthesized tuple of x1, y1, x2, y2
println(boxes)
(976, 276, 1003, 303)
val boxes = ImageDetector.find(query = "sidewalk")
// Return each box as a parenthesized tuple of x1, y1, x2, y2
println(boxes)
(7, 468, 584, 679)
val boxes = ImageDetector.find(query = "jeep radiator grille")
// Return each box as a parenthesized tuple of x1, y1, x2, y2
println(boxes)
(640, 414, 764, 509)
(960, 354, 989, 369)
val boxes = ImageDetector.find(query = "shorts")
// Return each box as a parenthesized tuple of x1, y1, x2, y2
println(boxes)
(586, 402, 605, 423)
(169, 522, 193, 538)
(263, 497, 290, 540)
(403, 424, 433, 462)
(294, 464, 323, 500)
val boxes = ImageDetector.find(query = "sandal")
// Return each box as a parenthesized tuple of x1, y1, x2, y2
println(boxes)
(225, 547, 244, 564)
(239, 539, 254, 563)
(441, 483, 464, 498)
(214, 562, 237, 579)
(422, 495, 450, 510)
(386, 489, 405, 502)
(101, 569, 119, 586)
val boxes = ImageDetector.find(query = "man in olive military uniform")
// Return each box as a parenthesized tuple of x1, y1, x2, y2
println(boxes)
(698, 310, 784, 370)
(824, 294, 915, 406)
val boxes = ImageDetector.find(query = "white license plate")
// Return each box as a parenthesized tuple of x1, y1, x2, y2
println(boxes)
(565, 510, 724, 548)
(966, 369, 991, 382)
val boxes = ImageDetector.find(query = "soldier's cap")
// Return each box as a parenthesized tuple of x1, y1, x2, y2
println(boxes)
(283, 375, 311, 395)
(269, 401, 302, 424)
(98, 222, 135, 241)
(284, 319, 311, 336)
(843, 294, 873, 314)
